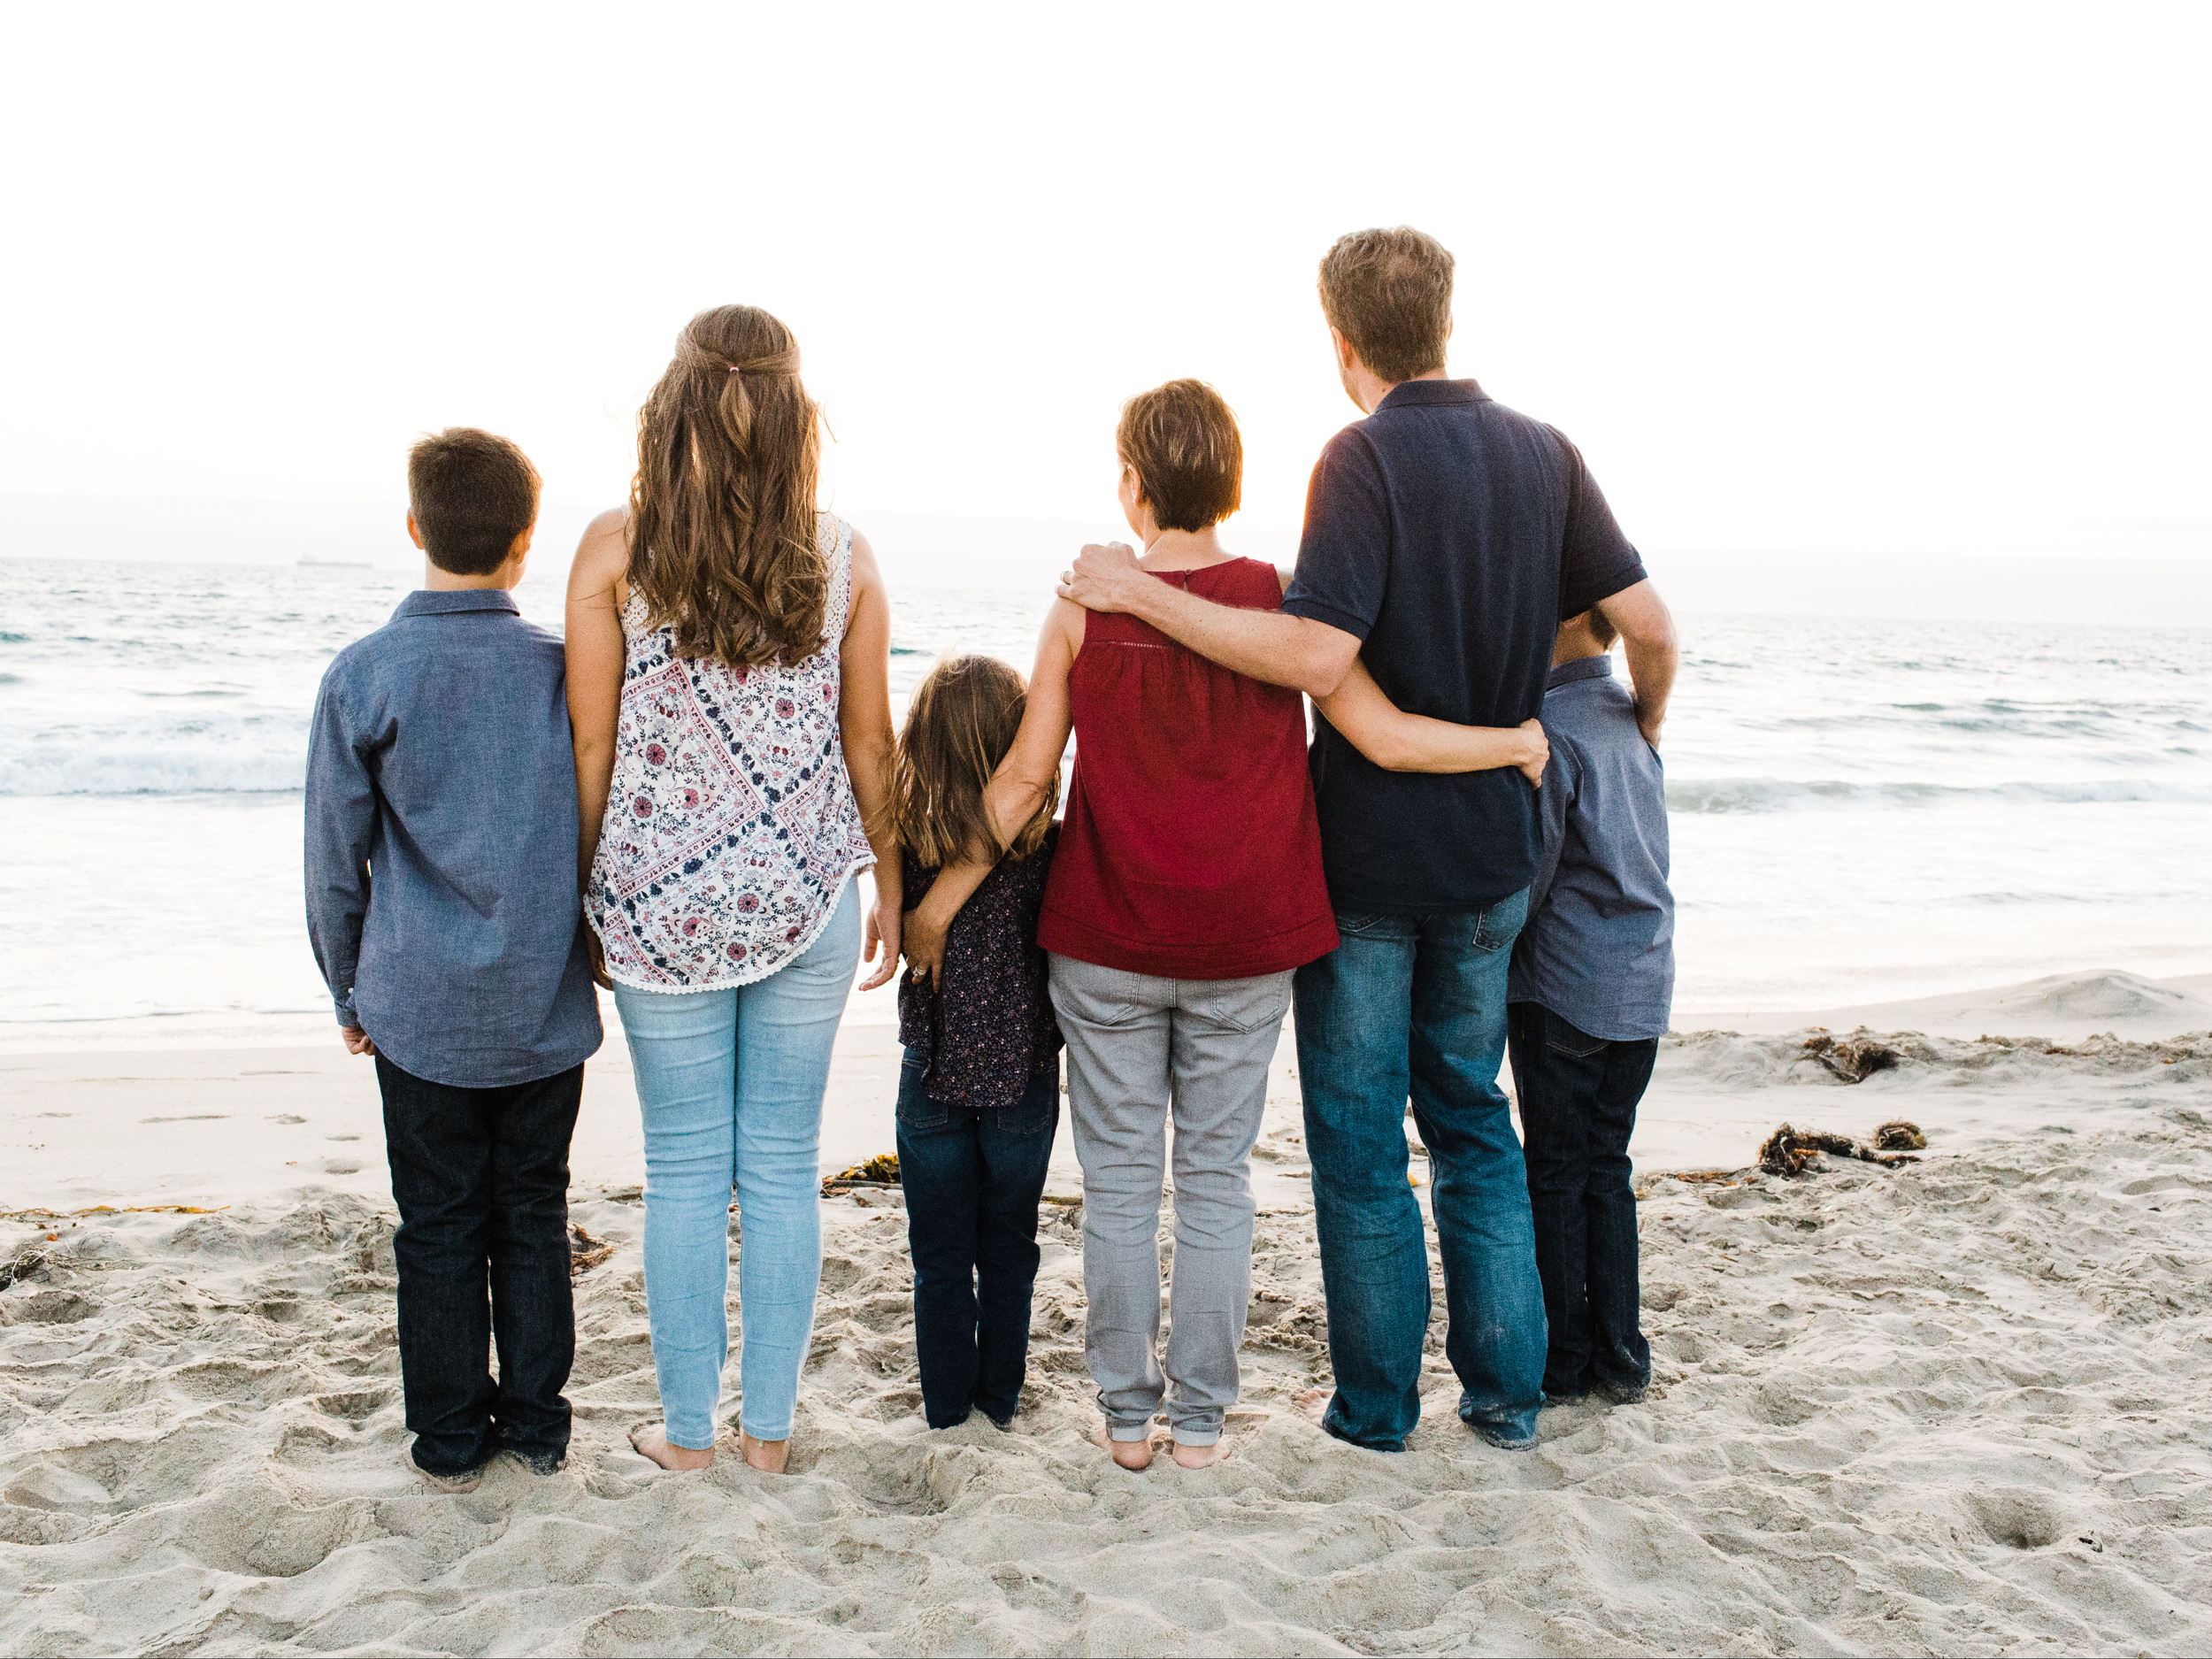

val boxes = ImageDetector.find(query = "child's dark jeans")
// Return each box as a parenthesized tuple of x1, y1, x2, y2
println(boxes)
(894, 1055, 1058, 1429)
(1505, 1002, 1655, 1400)
(375, 1054, 583, 1476)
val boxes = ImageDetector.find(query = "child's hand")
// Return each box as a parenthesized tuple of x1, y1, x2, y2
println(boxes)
(1517, 718, 1550, 787)
(584, 926, 614, 991)
(858, 891, 902, 992)
(341, 1025, 376, 1057)
(902, 903, 949, 987)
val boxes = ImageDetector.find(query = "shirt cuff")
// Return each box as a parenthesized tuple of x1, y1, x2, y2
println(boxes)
(1279, 595, 1373, 642)
(334, 997, 359, 1028)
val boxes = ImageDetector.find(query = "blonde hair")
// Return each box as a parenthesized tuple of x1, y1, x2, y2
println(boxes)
(893, 655, 1055, 870)
(629, 304, 826, 669)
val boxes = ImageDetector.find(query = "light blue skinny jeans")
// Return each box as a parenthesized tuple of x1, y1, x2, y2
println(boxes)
(612, 879, 858, 1448)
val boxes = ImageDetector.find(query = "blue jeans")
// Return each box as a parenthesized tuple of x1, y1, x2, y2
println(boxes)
(895, 1056, 1059, 1429)
(612, 879, 858, 1448)
(1294, 890, 1548, 1450)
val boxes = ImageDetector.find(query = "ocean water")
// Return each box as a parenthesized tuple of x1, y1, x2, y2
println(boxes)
(3, 557, 2208, 1037)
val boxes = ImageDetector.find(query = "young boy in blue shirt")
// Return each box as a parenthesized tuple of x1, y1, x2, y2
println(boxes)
(1506, 607, 1675, 1407)
(305, 428, 602, 1490)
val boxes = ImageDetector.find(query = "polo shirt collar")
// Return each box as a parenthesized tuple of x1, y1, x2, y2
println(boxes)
(1547, 653, 1614, 691)
(393, 588, 521, 621)
(1375, 377, 1489, 411)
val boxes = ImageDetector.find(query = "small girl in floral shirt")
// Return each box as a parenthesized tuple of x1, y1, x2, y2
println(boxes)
(888, 654, 1061, 1431)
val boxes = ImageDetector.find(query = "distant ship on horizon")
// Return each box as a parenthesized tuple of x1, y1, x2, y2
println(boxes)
(296, 556, 373, 569)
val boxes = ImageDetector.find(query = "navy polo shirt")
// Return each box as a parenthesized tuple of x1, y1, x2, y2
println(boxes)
(1282, 379, 1647, 912)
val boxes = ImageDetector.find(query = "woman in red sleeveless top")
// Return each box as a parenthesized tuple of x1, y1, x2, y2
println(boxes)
(906, 382, 1332, 1469)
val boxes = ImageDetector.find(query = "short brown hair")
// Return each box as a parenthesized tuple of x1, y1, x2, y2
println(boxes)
(1115, 380, 1242, 533)
(893, 655, 1056, 871)
(407, 428, 541, 576)
(1317, 227, 1455, 384)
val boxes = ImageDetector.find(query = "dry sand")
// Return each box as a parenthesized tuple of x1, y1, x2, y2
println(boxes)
(4, 972, 2210, 1655)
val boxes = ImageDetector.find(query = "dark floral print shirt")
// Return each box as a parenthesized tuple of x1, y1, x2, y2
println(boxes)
(898, 825, 1061, 1117)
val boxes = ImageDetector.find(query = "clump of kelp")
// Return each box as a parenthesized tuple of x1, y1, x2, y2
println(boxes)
(1758, 1118, 1927, 1177)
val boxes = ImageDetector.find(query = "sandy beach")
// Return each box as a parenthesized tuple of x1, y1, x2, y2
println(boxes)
(4, 969, 2210, 1655)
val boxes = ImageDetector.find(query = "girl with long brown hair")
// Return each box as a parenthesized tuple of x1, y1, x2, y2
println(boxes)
(565, 304, 900, 1476)
(887, 654, 1061, 1432)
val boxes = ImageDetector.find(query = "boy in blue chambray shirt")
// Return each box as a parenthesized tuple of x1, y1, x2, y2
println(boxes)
(1505, 606, 1675, 1409)
(305, 428, 602, 1492)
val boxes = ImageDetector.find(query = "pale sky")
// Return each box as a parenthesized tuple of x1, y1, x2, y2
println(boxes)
(4, 1, 2208, 561)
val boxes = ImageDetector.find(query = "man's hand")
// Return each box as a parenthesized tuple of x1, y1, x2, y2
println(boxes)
(1057, 541, 1148, 614)
(1516, 718, 1550, 787)
(858, 889, 902, 992)
(342, 1025, 375, 1057)
(1636, 707, 1663, 751)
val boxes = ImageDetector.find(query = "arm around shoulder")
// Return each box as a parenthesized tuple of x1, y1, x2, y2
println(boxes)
(1317, 661, 1549, 782)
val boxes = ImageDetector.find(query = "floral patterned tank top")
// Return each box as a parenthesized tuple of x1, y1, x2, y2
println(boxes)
(588, 514, 873, 991)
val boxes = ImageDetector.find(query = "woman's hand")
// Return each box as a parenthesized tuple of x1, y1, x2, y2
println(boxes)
(858, 879, 902, 992)
(1516, 718, 1550, 788)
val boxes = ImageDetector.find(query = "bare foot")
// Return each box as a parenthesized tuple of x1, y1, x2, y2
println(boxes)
(1293, 1387, 1331, 1427)
(739, 1432, 790, 1474)
(629, 1425, 714, 1471)
(1090, 1422, 1154, 1471)
(1171, 1440, 1227, 1469)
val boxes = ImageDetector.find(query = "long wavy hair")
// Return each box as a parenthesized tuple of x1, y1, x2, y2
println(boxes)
(893, 655, 1056, 872)
(628, 305, 827, 668)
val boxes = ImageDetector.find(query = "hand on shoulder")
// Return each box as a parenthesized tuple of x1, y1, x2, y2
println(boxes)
(1058, 541, 1144, 613)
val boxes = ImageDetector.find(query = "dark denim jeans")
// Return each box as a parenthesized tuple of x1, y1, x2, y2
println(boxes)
(895, 1056, 1059, 1429)
(1506, 1002, 1655, 1400)
(376, 1055, 583, 1477)
(1294, 891, 1548, 1451)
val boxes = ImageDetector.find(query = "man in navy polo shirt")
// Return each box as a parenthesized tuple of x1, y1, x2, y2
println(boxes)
(1058, 227, 1678, 1453)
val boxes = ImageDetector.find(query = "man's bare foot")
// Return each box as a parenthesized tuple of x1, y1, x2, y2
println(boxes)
(1293, 1387, 1331, 1427)
(1090, 1422, 1154, 1471)
(739, 1432, 790, 1474)
(630, 1425, 713, 1471)
(1171, 1440, 1226, 1469)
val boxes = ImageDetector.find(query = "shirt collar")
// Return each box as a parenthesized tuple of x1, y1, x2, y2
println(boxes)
(1374, 377, 1489, 411)
(392, 588, 521, 621)
(1547, 653, 1614, 691)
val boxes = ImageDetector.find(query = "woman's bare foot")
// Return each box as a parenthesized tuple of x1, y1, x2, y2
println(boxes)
(1090, 1422, 1154, 1471)
(1293, 1387, 1331, 1427)
(1171, 1440, 1226, 1469)
(739, 1432, 790, 1474)
(630, 1425, 713, 1471)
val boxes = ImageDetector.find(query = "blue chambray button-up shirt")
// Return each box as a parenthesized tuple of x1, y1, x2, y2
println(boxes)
(304, 588, 602, 1087)
(1508, 653, 1676, 1041)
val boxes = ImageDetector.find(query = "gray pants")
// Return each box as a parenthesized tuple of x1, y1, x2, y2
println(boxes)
(1048, 954, 1293, 1446)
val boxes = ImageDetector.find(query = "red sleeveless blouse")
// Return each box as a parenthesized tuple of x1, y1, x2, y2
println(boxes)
(1037, 558, 1339, 980)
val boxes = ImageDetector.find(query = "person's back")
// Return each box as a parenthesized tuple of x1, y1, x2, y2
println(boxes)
(304, 426, 600, 1492)
(1507, 611, 1674, 1407)
(1512, 625, 1675, 1040)
(1042, 555, 1337, 979)
(312, 595, 599, 1079)
(1286, 366, 1645, 912)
